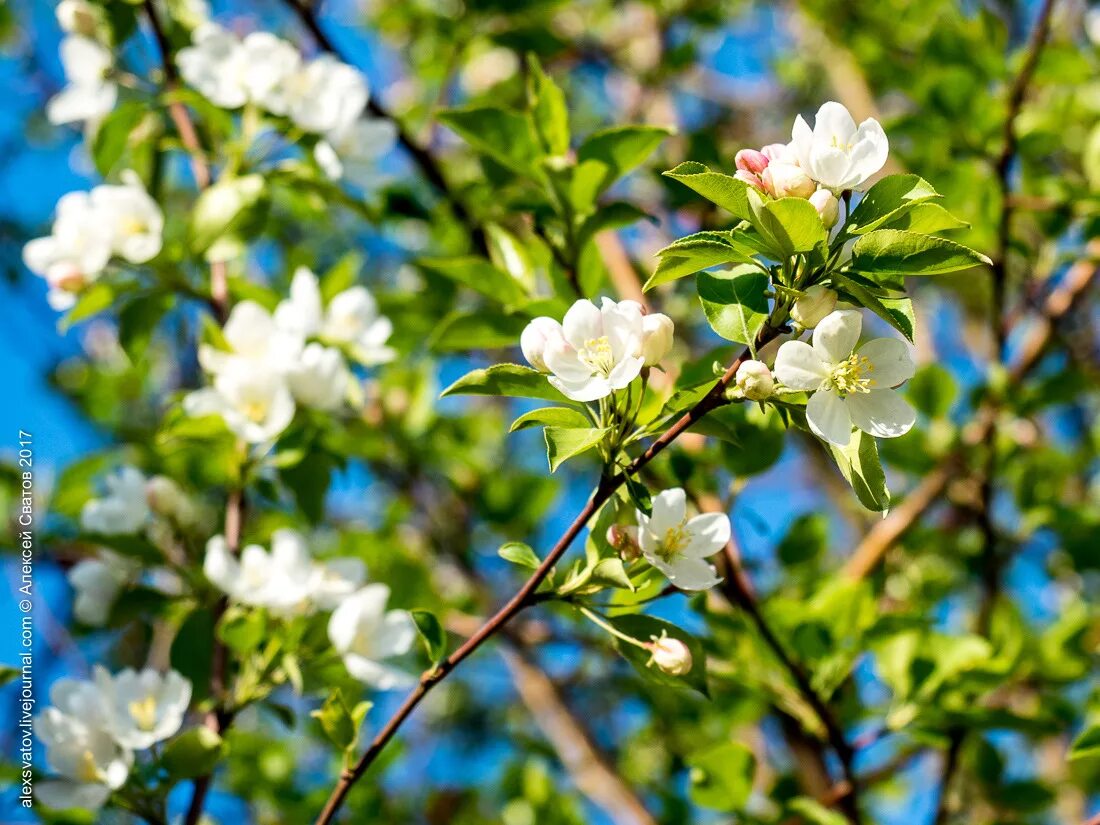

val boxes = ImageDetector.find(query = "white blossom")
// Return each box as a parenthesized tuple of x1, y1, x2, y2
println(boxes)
(34, 679, 131, 811)
(285, 55, 369, 135)
(809, 188, 840, 228)
(239, 32, 301, 114)
(328, 584, 416, 689)
(526, 298, 650, 402)
(23, 191, 112, 310)
(81, 467, 150, 535)
(314, 118, 397, 184)
(640, 312, 675, 366)
(198, 300, 304, 376)
(790, 101, 889, 192)
(773, 309, 916, 446)
(634, 488, 729, 591)
(47, 35, 116, 125)
(286, 342, 351, 411)
(178, 23, 250, 108)
(68, 552, 136, 626)
(94, 666, 192, 750)
(184, 360, 296, 444)
(56, 0, 100, 38)
(91, 171, 164, 263)
(308, 557, 367, 611)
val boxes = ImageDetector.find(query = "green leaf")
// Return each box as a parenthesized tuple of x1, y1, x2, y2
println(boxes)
(311, 690, 361, 752)
(216, 606, 267, 653)
(161, 727, 224, 781)
(0, 665, 19, 687)
(886, 202, 969, 234)
(825, 430, 890, 512)
(851, 229, 992, 276)
(499, 541, 542, 570)
(846, 174, 941, 234)
(411, 610, 447, 664)
(696, 265, 770, 345)
(645, 231, 757, 290)
(419, 256, 528, 306)
(604, 613, 708, 696)
(576, 125, 672, 195)
(91, 101, 158, 177)
(442, 364, 571, 403)
(319, 253, 362, 302)
(62, 281, 118, 328)
(118, 292, 174, 359)
(544, 427, 610, 472)
(280, 454, 332, 524)
(687, 741, 756, 811)
(787, 797, 850, 825)
(831, 273, 914, 341)
(438, 105, 541, 176)
(906, 365, 957, 418)
(662, 161, 753, 221)
(429, 311, 528, 351)
(589, 557, 634, 591)
(576, 202, 654, 250)
(754, 197, 828, 257)
(527, 55, 569, 156)
(1069, 724, 1100, 761)
(510, 407, 591, 432)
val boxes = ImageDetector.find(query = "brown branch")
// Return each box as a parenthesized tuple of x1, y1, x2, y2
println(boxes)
(283, 0, 488, 256)
(931, 730, 965, 825)
(312, 329, 779, 824)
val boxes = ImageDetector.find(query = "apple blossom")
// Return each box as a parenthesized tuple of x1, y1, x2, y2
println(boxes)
(34, 679, 131, 811)
(308, 557, 368, 610)
(635, 488, 730, 591)
(184, 360, 297, 444)
(809, 188, 840, 228)
(790, 285, 839, 329)
(199, 300, 305, 376)
(239, 31, 301, 114)
(640, 312, 675, 366)
(56, 0, 101, 38)
(285, 55, 369, 135)
(790, 101, 889, 192)
(520, 316, 566, 372)
(646, 631, 693, 676)
(315, 117, 397, 184)
(773, 309, 916, 446)
(91, 171, 165, 263)
(762, 160, 816, 199)
(178, 23, 250, 108)
(68, 552, 136, 626)
(47, 35, 116, 125)
(527, 298, 648, 402)
(328, 584, 416, 689)
(735, 359, 774, 401)
(204, 530, 315, 611)
(286, 343, 351, 411)
(81, 467, 150, 535)
(23, 191, 112, 310)
(94, 666, 192, 750)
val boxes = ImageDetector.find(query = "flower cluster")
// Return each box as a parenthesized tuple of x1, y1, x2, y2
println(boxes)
(178, 23, 382, 180)
(626, 488, 731, 591)
(735, 101, 889, 227)
(203, 531, 415, 689)
(46, 1, 120, 126)
(184, 267, 393, 443)
(22, 172, 164, 310)
(35, 667, 191, 810)
(522, 298, 673, 402)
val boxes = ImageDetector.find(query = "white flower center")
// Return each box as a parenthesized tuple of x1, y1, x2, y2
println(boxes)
(128, 695, 159, 732)
(655, 522, 690, 562)
(578, 336, 615, 376)
(828, 353, 875, 397)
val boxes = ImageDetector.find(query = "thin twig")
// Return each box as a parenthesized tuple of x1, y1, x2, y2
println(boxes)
(312, 329, 779, 824)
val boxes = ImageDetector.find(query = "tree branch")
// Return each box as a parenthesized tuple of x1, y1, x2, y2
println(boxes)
(312, 328, 779, 824)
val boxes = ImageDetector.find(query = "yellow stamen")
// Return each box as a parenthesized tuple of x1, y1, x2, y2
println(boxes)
(76, 749, 103, 783)
(579, 336, 615, 375)
(829, 353, 875, 396)
(128, 695, 159, 732)
(655, 522, 690, 563)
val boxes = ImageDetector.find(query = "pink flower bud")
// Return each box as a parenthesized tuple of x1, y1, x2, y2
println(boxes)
(761, 143, 792, 163)
(734, 169, 765, 192)
(762, 163, 816, 199)
(734, 149, 769, 176)
(647, 632, 692, 676)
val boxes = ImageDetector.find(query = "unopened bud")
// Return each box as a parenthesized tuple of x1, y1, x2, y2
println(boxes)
(57, 0, 101, 37)
(760, 143, 791, 163)
(646, 631, 692, 676)
(734, 169, 765, 192)
(790, 285, 838, 329)
(734, 149, 769, 176)
(809, 188, 840, 228)
(520, 317, 564, 373)
(607, 525, 641, 561)
(47, 262, 87, 294)
(735, 360, 774, 401)
(762, 163, 816, 199)
(640, 313, 674, 366)
(146, 476, 191, 523)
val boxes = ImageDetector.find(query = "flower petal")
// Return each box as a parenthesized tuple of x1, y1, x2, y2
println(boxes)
(773, 340, 828, 390)
(654, 556, 722, 591)
(845, 389, 916, 439)
(848, 119, 890, 189)
(814, 101, 857, 143)
(790, 115, 814, 169)
(812, 309, 862, 365)
(806, 387, 854, 445)
(858, 337, 915, 388)
(683, 513, 731, 558)
(649, 488, 687, 534)
(807, 144, 851, 190)
(561, 299, 602, 349)
(548, 375, 612, 402)
(606, 355, 644, 390)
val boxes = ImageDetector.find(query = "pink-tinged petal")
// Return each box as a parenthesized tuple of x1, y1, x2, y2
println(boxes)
(845, 389, 916, 439)
(858, 338, 915, 388)
(649, 488, 687, 534)
(773, 340, 828, 390)
(683, 513, 731, 558)
(812, 309, 862, 365)
(561, 299, 603, 349)
(806, 388, 854, 446)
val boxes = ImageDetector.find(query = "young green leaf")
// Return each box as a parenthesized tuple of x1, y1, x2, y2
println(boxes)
(161, 727, 224, 781)
(696, 266, 770, 345)
(311, 690, 360, 753)
(605, 613, 709, 696)
(687, 741, 756, 811)
(527, 55, 569, 156)
(418, 256, 529, 306)
(645, 231, 757, 290)
(498, 541, 542, 570)
(510, 407, 591, 432)
(755, 197, 828, 257)
(662, 161, 754, 221)
(845, 174, 941, 234)
(825, 430, 891, 512)
(442, 364, 571, 403)
(576, 125, 672, 196)
(851, 229, 992, 276)
(411, 610, 447, 664)
(438, 105, 541, 176)
(544, 427, 610, 472)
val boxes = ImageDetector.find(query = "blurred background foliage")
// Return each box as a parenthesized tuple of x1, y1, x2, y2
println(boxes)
(1, 0, 1098, 823)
